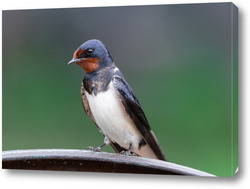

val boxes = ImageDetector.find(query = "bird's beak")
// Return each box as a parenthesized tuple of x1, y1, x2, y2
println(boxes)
(68, 58, 78, 65)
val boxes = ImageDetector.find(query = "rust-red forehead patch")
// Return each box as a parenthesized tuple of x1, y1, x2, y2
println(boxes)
(73, 49, 85, 59)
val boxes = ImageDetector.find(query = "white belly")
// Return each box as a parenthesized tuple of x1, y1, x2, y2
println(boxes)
(85, 81, 141, 150)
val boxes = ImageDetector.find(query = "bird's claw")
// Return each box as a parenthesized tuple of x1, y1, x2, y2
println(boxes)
(120, 150, 136, 156)
(87, 146, 102, 152)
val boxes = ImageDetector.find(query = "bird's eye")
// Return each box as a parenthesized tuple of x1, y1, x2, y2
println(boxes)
(86, 48, 94, 56)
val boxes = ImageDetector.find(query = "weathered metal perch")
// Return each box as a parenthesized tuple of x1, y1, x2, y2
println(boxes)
(2, 149, 215, 176)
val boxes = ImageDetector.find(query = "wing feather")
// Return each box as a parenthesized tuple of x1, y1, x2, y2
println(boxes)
(81, 82, 96, 123)
(112, 76, 166, 161)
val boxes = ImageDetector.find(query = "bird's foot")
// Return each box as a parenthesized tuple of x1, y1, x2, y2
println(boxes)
(87, 146, 102, 152)
(120, 150, 136, 157)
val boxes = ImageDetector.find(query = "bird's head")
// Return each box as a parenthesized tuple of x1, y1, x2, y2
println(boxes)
(68, 39, 113, 73)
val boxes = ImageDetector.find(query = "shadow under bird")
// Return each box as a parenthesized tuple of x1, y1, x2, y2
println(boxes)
(68, 39, 166, 161)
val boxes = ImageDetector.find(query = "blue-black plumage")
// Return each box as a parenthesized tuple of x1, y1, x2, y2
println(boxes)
(68, 39, 166, 161)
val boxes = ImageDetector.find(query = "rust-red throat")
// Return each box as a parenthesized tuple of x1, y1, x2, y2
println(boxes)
(73, 49, 100, 73)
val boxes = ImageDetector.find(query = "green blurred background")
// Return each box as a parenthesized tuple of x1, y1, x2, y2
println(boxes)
(2, 3, 238, 176)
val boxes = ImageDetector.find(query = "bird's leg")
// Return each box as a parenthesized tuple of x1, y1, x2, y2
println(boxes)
(120, 143, 136, 156)
(88, 136, 110, 152)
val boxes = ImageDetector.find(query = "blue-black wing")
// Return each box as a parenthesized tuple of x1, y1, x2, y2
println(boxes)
(113, 74, 166, 161)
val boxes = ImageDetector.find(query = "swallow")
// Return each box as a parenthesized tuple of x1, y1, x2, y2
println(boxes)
(68, 39, 166, 161)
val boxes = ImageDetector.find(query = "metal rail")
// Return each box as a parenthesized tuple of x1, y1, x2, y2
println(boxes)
(2, 149, 215, 176)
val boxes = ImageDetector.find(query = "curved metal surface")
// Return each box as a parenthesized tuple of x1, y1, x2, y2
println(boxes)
(2, 149, 215, 176)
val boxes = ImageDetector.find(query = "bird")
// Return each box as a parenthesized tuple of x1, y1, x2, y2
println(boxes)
(68, 39, 166, 161)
